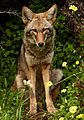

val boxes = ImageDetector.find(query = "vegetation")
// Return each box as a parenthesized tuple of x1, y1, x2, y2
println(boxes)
(0, 0, 84, 119)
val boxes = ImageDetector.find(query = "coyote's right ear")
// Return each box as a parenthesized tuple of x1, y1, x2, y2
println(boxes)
(22, 6, 33, 24)
(46, 4, 57, 24)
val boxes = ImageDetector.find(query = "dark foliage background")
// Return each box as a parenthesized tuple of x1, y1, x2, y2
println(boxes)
(0, 0, 83, 88)
(0, 0, 84, 119)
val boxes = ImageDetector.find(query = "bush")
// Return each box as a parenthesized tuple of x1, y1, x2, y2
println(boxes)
(0, 16, 23, 89)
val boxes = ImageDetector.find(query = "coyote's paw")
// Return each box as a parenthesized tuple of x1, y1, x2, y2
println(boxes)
(30, 103, 37, 115)
(47, 104, 57, 113)
(29, 109, 37, 115)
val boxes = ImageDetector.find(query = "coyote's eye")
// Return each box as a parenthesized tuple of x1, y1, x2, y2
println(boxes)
(43, 28, 52, 39)
(26, 29, 37, 36)
(29, 29, 37, 35)
(32, 29, 37, 33)
(43, 28, 51, 33)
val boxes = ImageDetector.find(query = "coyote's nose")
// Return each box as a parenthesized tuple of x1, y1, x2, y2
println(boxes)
(38, 42, 44, 47)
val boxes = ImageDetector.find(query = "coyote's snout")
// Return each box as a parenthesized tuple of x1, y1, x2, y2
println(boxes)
(14, 4, 63, 114)
(36, 31, 45, 47)
(30, 28, 45, 47)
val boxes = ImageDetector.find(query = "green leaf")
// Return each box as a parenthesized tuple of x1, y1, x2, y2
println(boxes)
(5, 29, 12, 37)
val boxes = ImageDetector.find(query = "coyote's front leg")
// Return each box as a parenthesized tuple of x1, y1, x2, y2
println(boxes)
(29, 66, 37, 114)
(42, 64, 57, 113)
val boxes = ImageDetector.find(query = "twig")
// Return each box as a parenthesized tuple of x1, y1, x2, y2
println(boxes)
(0, 25, 6, 34)
(55, 71, 84, 86)
(0, 11, 22, 19)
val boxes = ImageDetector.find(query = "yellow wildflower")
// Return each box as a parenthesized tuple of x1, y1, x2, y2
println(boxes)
(70, 115, 74, 118)
(26, 80, 31, 85)
(26, 80, 32, 88)
(73, 64, 76, 68)
(61, 89, 67, 93)
(79, 56, 81, 58)
(62, 62, 67, 67)
(73, 50, 76, 53)
(59, 117, 64, 120)
(0, 106, 1, 110)
(75, 60, 79, 65)
(46, 81, 53, 87)
(69, 5, 78, 11)
(69, 106, 77, 114)
(76, 114, 84, 118)
(23, 79, 27, 85)
(23, 80, 32, 88)
(60, 105, 64, 110)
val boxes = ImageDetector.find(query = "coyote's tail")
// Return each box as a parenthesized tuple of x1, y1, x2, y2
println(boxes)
(50, 69, 63, 101)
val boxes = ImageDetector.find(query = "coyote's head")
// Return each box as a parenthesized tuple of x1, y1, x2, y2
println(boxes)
(22, 5, 57, 47)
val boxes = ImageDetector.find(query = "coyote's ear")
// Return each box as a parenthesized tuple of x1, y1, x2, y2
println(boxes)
(46, 4, 57, 24)
(22, 6, 33, 24)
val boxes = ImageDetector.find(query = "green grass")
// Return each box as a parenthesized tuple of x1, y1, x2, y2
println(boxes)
(0, 69, 84, 120)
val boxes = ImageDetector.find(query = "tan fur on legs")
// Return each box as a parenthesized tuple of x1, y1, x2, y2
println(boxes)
(29, 66, 37, 114)
(42, 64, 57, 113)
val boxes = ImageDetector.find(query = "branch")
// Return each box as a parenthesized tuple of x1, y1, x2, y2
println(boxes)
(54, 71, 84, 86)
(0, 10, 22, 19)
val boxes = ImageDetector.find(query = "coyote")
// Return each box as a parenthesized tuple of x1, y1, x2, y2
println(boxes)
(14, 4, 63, 114)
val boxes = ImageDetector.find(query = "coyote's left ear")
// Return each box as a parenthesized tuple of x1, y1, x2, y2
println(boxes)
(46, 4, 57, 24)
(22, 6, 34, 24)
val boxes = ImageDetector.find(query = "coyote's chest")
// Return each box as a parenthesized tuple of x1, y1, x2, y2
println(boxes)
(24, 43, 54, 66)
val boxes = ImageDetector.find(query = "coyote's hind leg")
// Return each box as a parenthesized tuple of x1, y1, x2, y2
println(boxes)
(50, 69, 63, 102)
